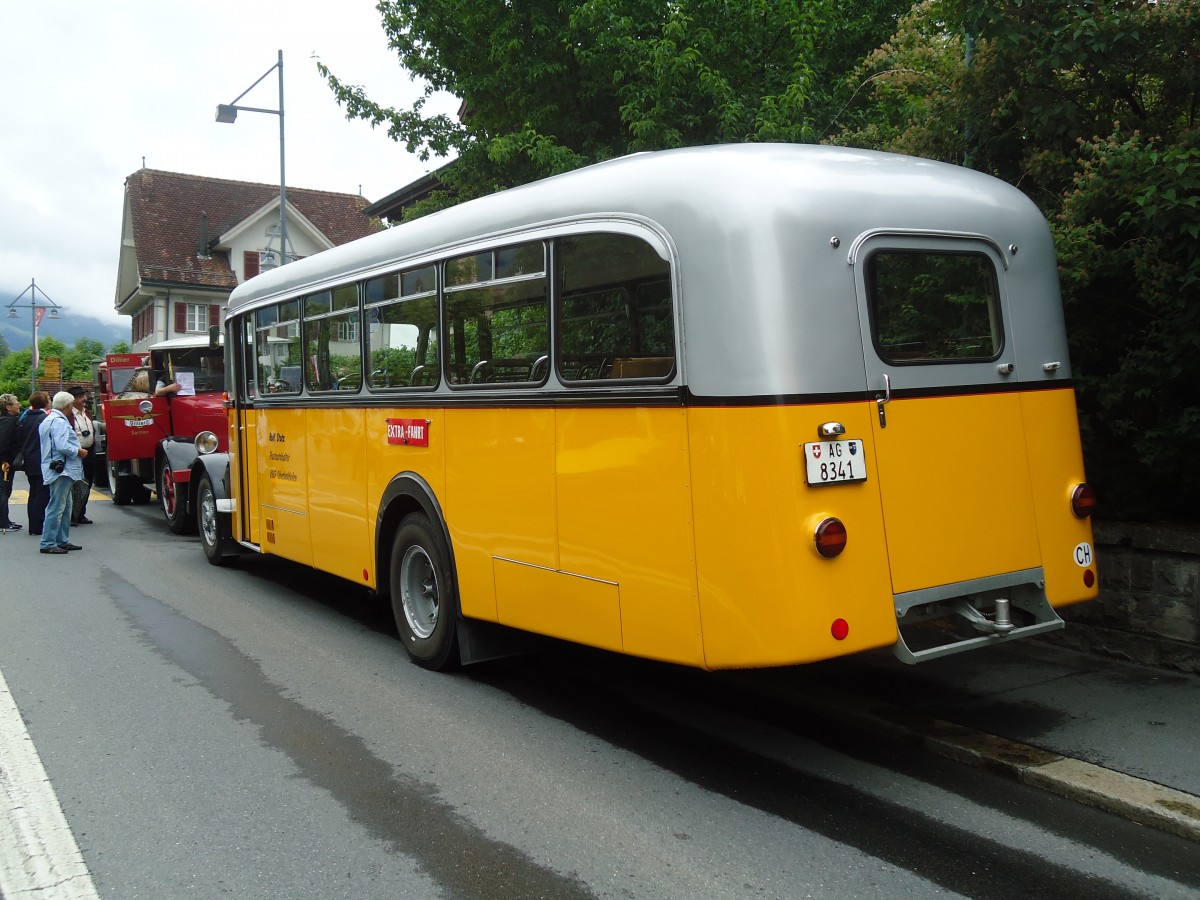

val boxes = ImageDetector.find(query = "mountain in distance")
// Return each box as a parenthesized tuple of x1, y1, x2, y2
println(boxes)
(0, 311, 129, 353)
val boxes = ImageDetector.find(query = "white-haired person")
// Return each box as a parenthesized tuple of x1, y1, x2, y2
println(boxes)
(38, 391, 87, 555)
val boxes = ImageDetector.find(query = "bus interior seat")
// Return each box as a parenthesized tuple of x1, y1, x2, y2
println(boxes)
(609, 356, 674, 379)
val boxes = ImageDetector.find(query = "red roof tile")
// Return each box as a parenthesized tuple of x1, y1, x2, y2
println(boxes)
(125, 169, 379, 289)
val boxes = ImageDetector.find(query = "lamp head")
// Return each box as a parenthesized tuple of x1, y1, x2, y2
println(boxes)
(215, 104, 239, 124)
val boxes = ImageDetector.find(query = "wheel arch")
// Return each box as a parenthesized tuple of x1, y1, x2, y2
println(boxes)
(375, 472, 458, 603)
(160, 438, 200, 480)
(159, 439, 200, 510)
(189, 451, 232, 512)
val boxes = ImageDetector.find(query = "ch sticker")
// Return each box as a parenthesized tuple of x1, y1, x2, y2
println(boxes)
(1073, 542, 1094, 567)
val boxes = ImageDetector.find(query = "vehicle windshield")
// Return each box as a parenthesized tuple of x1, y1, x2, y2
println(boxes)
(158, 348, 225, 394)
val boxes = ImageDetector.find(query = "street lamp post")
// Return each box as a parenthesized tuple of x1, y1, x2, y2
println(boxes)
(6, 278, 64, 392)
(216, 49, 289, 267)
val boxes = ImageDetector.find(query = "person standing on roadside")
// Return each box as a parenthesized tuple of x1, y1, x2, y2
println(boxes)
(16, 391, 50, 536)
(69, 387, 96, 525)
(39, 391, 86, 555)
(0, 393, 21, 533)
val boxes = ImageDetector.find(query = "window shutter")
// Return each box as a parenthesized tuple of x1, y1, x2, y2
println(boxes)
(243, 251, 259, 281)
(209, 304, 220, 327)
(174, 302, 187, 334)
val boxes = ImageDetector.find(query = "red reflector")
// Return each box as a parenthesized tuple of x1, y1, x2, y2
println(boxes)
(1083, 569, 1095, 588)
(814, 517, 847, 559)
(1071, 483, 1097, 518)
(831, 618, 849, 640)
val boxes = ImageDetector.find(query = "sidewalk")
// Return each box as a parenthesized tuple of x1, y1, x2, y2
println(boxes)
(758, 639, 1200, 843)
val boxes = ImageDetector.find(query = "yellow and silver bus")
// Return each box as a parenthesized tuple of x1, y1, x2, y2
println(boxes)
(193, 144, 1097, 670)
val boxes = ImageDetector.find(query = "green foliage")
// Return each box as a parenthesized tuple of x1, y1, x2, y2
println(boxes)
(320, 0, 910, 211)
(63, 337, 106, 381)
(827, 1, 972, 160)
(831, 0, 1200, 521)
(1056, 134, 1200, 519)
(0, 336, 126, 400)
(371, 346, 420, 386)
(0, 348, 34, 398)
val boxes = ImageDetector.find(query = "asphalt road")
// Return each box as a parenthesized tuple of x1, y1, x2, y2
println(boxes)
(1, 488, 1197, 899)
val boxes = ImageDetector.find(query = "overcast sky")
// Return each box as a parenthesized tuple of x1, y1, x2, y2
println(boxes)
(1, 1, 459, 332)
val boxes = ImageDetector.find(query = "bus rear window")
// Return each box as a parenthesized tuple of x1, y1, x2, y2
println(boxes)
(866, 250, 1002, 363)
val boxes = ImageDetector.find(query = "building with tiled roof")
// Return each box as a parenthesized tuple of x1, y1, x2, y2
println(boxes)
(114, 169, 380, 350)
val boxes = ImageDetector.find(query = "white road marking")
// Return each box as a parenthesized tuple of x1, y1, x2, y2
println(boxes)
(0, 667, 101, 899)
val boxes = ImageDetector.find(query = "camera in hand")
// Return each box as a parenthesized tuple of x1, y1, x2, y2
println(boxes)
(49, 459, 65, 473)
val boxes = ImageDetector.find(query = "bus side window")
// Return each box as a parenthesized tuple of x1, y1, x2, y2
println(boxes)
(444, 241, 548, 389)
(305, 285, 362, 393)
(366, 267, 439, 391)
(256, 301, 301, 395)
(556, 233, 675, 383)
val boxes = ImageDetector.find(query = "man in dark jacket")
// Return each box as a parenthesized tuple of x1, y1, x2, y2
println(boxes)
(15, 391, 50, 535)
(0, 393, 20, 532)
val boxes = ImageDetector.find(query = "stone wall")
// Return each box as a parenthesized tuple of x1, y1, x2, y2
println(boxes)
(1051, 520, 1200, 674)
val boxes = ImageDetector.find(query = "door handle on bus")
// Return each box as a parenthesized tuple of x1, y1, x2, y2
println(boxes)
(876, 374, 890, 428)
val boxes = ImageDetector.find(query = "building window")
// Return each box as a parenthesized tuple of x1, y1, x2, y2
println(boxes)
(174, 302, 217, 335)
(186, 303, 207, 333)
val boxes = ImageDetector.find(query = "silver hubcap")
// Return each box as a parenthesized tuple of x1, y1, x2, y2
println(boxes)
(199, 488, 217, 547)
(400, 545, 439, 639)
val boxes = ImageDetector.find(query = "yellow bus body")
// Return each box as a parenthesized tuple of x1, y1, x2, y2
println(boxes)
(229, 383, 1095, 670)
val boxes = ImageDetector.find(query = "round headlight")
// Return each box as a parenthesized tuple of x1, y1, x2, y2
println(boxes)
(195, 431, 220, 455)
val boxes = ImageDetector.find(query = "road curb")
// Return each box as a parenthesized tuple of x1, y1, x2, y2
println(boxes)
(747, 678, 1200, 844)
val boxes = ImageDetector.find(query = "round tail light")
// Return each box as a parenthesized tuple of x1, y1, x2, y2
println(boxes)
(814, 517, 847, 559)
(1071, 483, 1097, 519)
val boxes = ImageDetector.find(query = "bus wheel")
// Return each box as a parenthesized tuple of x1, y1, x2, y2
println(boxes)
(197, 473, 235, 567)
(390, 513, 459, 670)
(159, 459, 193, 535)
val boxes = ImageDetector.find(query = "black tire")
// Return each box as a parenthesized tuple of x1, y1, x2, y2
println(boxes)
(389, 512, 459, 670)
(92, 455, 109, 489)
(197, 473, 236, 567)
(111, 463, 133, 505)
(159, 458, 194, 535)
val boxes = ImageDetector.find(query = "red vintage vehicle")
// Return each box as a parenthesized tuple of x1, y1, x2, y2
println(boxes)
(96, 336, 227, 533)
